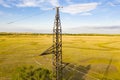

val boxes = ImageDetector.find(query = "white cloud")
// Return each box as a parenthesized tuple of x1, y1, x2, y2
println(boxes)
(107, 2, 116, 6)
(80, 12, 92, 16)
(16, 0, 44, 7)
(61, 2, 99, 14)
(107, 0, 120, 6)
(49, 0, 59, 6)
(0, 0, 11, 7)
(16, 0, 59, 7)
(0, 0, 59, 8)
(0, 11, 4, 15)
(0, 10, 13, 16)
(65, 0, 73, 4)
(0, 0, 99, 15)
(66, 0, 71, 2)
(116, 0, 120, 2)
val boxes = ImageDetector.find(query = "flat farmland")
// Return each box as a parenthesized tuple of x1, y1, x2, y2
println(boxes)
(0, 34, 120, 80)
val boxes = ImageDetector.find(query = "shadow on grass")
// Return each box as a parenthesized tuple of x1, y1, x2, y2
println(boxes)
(13, 64, 90, 80)
(63, 64, 91, 80)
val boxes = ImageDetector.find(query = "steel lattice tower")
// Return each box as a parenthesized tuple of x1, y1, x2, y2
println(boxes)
(53, 7, 62, 80)
(40, 7, 62, 80)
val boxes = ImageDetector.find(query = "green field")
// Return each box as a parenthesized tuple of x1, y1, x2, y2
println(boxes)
(0, 34, 120, 80)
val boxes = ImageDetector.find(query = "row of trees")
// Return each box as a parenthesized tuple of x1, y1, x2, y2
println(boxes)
(0, 32, 120, 36)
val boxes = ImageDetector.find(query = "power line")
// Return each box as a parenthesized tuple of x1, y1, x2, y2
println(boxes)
(7, 11, 47, 24)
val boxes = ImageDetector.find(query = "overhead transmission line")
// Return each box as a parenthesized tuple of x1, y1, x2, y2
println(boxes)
(7, 11, 47, 24)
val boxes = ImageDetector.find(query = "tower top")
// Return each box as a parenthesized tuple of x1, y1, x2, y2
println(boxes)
(54, 7, 63, 20)
(53, 7, 63, 10)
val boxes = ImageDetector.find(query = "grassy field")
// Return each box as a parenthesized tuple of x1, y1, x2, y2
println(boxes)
(0, 34, 120, 80)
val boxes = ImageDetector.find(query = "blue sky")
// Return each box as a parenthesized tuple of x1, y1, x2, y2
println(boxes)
(0, 0, 120, 33)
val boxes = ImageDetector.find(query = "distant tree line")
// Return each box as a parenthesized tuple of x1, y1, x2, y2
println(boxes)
(0, 32, 120, 36)
(0, 32, 51, 35)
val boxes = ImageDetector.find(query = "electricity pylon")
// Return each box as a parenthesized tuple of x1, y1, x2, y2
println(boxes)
(53, 7, 62, 80)
(40, 7, 62, 80)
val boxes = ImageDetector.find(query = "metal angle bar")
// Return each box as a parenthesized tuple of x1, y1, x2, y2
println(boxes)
(40, 43, 62, 56)
(40, 45, 54, 56)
